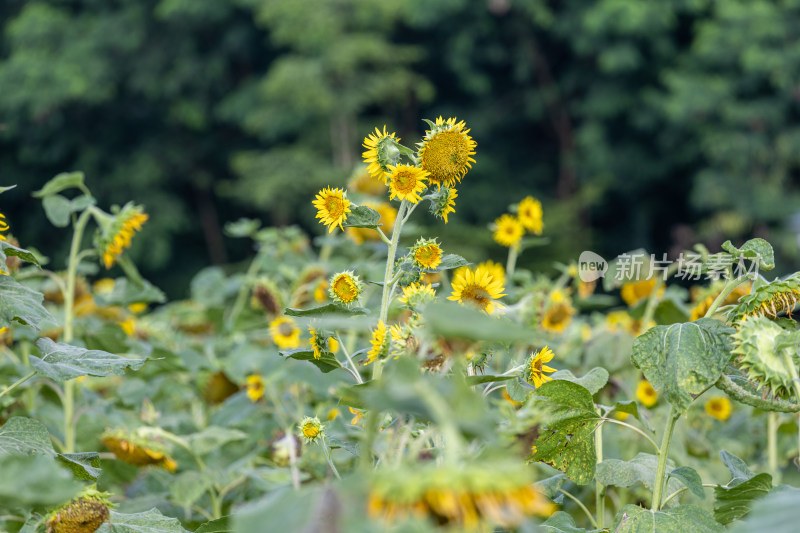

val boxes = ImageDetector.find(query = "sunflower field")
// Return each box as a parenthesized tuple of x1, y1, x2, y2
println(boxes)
(2, 117, 800, 533)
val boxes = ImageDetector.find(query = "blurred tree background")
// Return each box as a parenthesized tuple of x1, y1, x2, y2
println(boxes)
(2, 0, 800, 296)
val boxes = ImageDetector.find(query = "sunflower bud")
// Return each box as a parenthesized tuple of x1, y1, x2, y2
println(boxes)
(731, 316, 800, 400)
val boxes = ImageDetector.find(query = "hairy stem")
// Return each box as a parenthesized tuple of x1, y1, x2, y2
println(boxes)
(652, 407, 680, 511)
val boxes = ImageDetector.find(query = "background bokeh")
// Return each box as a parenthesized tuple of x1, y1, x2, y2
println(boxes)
(2, 0, 800, 296)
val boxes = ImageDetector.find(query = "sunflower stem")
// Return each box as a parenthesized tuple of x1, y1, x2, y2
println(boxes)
(595, 414, 605, 529)
(505, 245, 519, 279)
(704, 274, 753, 318)
(226, 250, 263, 331)
(600, 418, 660, 454)
(768, 411, 780, 484)
(557, 489, 599, 530)
(320, 435, 342, 480)
(0, 370, 36, 401)
(335, 333, 362, 384)
(651, 407, 680, 511)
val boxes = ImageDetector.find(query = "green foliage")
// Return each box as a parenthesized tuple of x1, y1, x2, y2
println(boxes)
(30, 338, 146, 381)
(596, 453, 682, 505)
(0, 275, 53, 329)
(612, 504, 723, 532)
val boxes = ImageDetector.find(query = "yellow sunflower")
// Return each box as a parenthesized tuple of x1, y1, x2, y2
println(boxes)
(636, 380, 658, 408)
(98, 204, 148, 269)
(0, 211, 9, 242)
(620, 278, 663, 306)
(245, 374, 265, 402)
(418, 116, 477, 188)
(430, 186, 458, 224)
(410, 237, 443, 270)
(398, 282, 436, 307)
(365, 320, 389, 365)
(269, 316, 301, 349)
(299, 416, 323, 442)
(313, 187, 352, 233)
(101, 431, 177, 472)
(517, 196, 544, 235)
(477, 260, 505, 287)
(348, 167, 388, 196)
(524, 346, 557, 388)
(541, 290, 576, 332)
(493, 214, 524, 248)
(387, 164, 428, 204)
(704, 397, 732, 421)
(329, 271, 363, 305)
(448, 266, 506, 314)
(362, 126, 400, 182)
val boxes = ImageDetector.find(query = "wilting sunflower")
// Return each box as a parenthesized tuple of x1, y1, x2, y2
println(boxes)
(705, 396, 732, 421)
(269, 316, 301, 349)
(313, 187, 352, 233)
(46, 490, 111, 533)
(299, 416, 323, 442)
(362, 126, 401, 182)
(368, 462, 555, 530)
(365, 321, 390, 365)
(448, 266, 506, 314)
(493, 214, 524, 248)
(95, 203, 148, 269)
(251, 279, 283, 316)
(517, 196, 544, 235)
(524, 346, 557, 388)
(346, 201, 397, 244)
(387, 164, 429, 204)
(541, 290, 576, 332)
(636, 380, 658, 408)
(620, 278, 663, 306)
(329, 271, 363, 305)
(101, 430, 177, 472)
(245, 374, 265, 402)
(418, 116, 477, 189)
(730, 274, 800, 320)
(410, 237, 443, 270)
(398, 282, 436, 308)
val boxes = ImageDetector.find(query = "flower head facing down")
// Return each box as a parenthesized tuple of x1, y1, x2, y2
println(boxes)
(387, 164, 428, 204)
(493, 214, 525, 248)
(329, 271, 363, 306)
(47, 491, 111, 533)
(410, 237, 443, 270)
(517, 196, 544, 235)
(636, 380, 658, 408)
(524, 346, 557, 388)
(429, 186, 458, 223)
(101, 430, 177, 472)
(362, 126, 401, 182)
(313, 187, 351, 233)
(95, 203, 148, 269)
(621, 278, 663, 307)
(418, 116, 477, 189)
(704, 396, 732, 421)
(365, 321, 390, 365)
(299, 416, 323, 442)
(398, 282, 436, 309)
(448, 266, 506, 314)
(245, 374, 265, 402)
(269, 316, 301, 349)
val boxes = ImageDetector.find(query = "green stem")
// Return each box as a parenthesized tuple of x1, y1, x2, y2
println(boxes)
(601, 419, 660, 454)
(779, 349, 800, 464)
(335, 333, 362, 384)
(226, 252, 263, 331)
(651, 407, 680, 511)
(768, 412, 780, 484)
(506, 245, 519, 279)
(704, 275, 753, 318)
(558, 489, 599, 530)
(661, 484, 718, 507)
(319, 228, 338, 263)
(0, 370, 36, 400)
(595, 416, 605, 529)
(320, 435, 341, 480)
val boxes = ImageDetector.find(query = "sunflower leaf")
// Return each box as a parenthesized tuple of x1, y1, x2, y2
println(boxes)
(31, 171, 86, 198)
(0, 275, 53, 329)
(342, 206, 381, 229)
(31, 338, 146, 382)
(284, 303, 369, 317)
(0, 417, 55, 457)
(551, 367, 609, 395)
(279, 348, 342, 373)
(57, 452, 102, 481)
(97, 509, 189, 533)
(596, 453, 682, 506)
(612, 504, 723, 532)
(713, 472, 772, 524)
(435, 254, 470, 271)
(0, 240, 41, 268)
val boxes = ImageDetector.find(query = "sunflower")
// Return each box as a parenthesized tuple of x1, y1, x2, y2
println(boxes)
(269, 316, 301, 349)
(517, 196, 544, 235)
(245, 374, 265, 402)
(524, 346, 557, 388)
(251, 280, 282, 316)
(620, 278, 663, 306)
(428, 186, 458, 223)
(313, 187, 352, 233)
(448, 266, 506, 314)
(346, 201, 397, 244)
(0, 211, 9, 241)
(418, 116, 477, 189)
(299, 416, 323, 442)
(362, 126, 401, 182)
(704, 396, 732, 421)
(398, 282, 436, 308)
(329, 271, 363, 305)
(349, 407, 364, 427)
(690, 283, 750, 321)
(387, 164, 428, 204)
(96, 204, 148, 269)
(101, 430, 177, 472)
(493, 214, 524, 248)
(410, 237, 443, 270)
(348, 166, 388, 196)
(541, 290, 576, 332)
(365, 321, 389, 365)
(636, 380, 658, 408)
(46, 492, 111, 533)
(477, 260, 505, 287)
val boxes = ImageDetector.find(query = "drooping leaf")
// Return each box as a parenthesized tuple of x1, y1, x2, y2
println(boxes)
(535, 473, 567, 500)
(32, 171, 86, 198)
(0, 239, 41, 268)
(31, 338, 146, 382)
(0, 275, 53, 329)
(728, 486, 800, 533)
(284, 303, 369, 317)
(342, 205, 381, 229)
(668, 466, 705, 499)
(42, 194, 74, 227)
(718, 449, 755, 488)
(596, 453, 681, 505)
(57, 452, 102, 481)
(506, 378, 535, 402)
(280, 348, 342, 373)
(551, 367, 609, 395)
(721, 238, 775, 271)
(97, 509, 188, 533)
(529, 380, 599, 485)
(612, 504, 723, 532)
(0, 417, 55, 457)
(631, 319, 734, 413)
(435, 254, 470, 271)
(713, 472, 772, 524)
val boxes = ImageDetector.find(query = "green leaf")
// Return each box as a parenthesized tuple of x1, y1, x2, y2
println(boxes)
(631, 319, 733, 413)
(669, 466, 705, 499)
(596, 453, 682, 504)
(225, 218, 261, 238)
(0, 240, 41, 268)
(424, 301, 547, 344)
(718, 449, 755, 487)
(536, 473, 567, 500)
(342, 205, 381, 229)
(0, 275, 53, 329)
(435, 254, 470, 271)
(97, 509, 188, 533)
(31, 338, 146, 382)
(0, 454, 82, 508)
(195, 517, 232, 533)
(233, 486, 342, 533)
(0, 185, 16, 194)
(185, 426, 247, 456)
(280, 348, 342, 373)
(93, 277, 166, 306)
(42, 194, 74, 227)
(284, 303, 369, 316)
(506, 378, 535, 402)
(729, 486, 800, 533)
(529, 380, 599, 485)
(0, 417, 55, 456)
(613, 504, 723, 532)
(551, 367, 609, 395)
(170, 471, 215, 508)
(713, 472, 772, 524)
(32, 171, 86, 198)
(57, 452, 102, 481)
(540, 511, 602, 532)
(464, 374, 515, 386)
(606, 400, 654, 433)
(722, 238, 775, 271)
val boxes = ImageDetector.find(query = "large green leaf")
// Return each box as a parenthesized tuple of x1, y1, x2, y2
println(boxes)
(0, 454, 82, 508)
(435, 254, 470, 271)
(93, 277, 166, 306)
(0, 240, 41, 268)
(721, 238, 774, 271)
(32, 171, 86, 198)
(342, 205, 380, 229)
(551, 367, 609, 395)
(713, 472, 772, 524)
(97, 509, 188, 532)
(729, 486, 800, 533)
(539, 511, 602, 532)
(0, 416, 55, 456)
(30, 338, 146, 382)
(0, 275, 53, 329)
(529, 380, 599, 485)
(669, 466, 705, 499)
(718, 449, 755, 487)
(596, 453, 682, 506)
(631, 319, 733, 413)
(195, 517, 232, 533)
(613, 504, 723, 532)
(57, 452, 102, 481)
